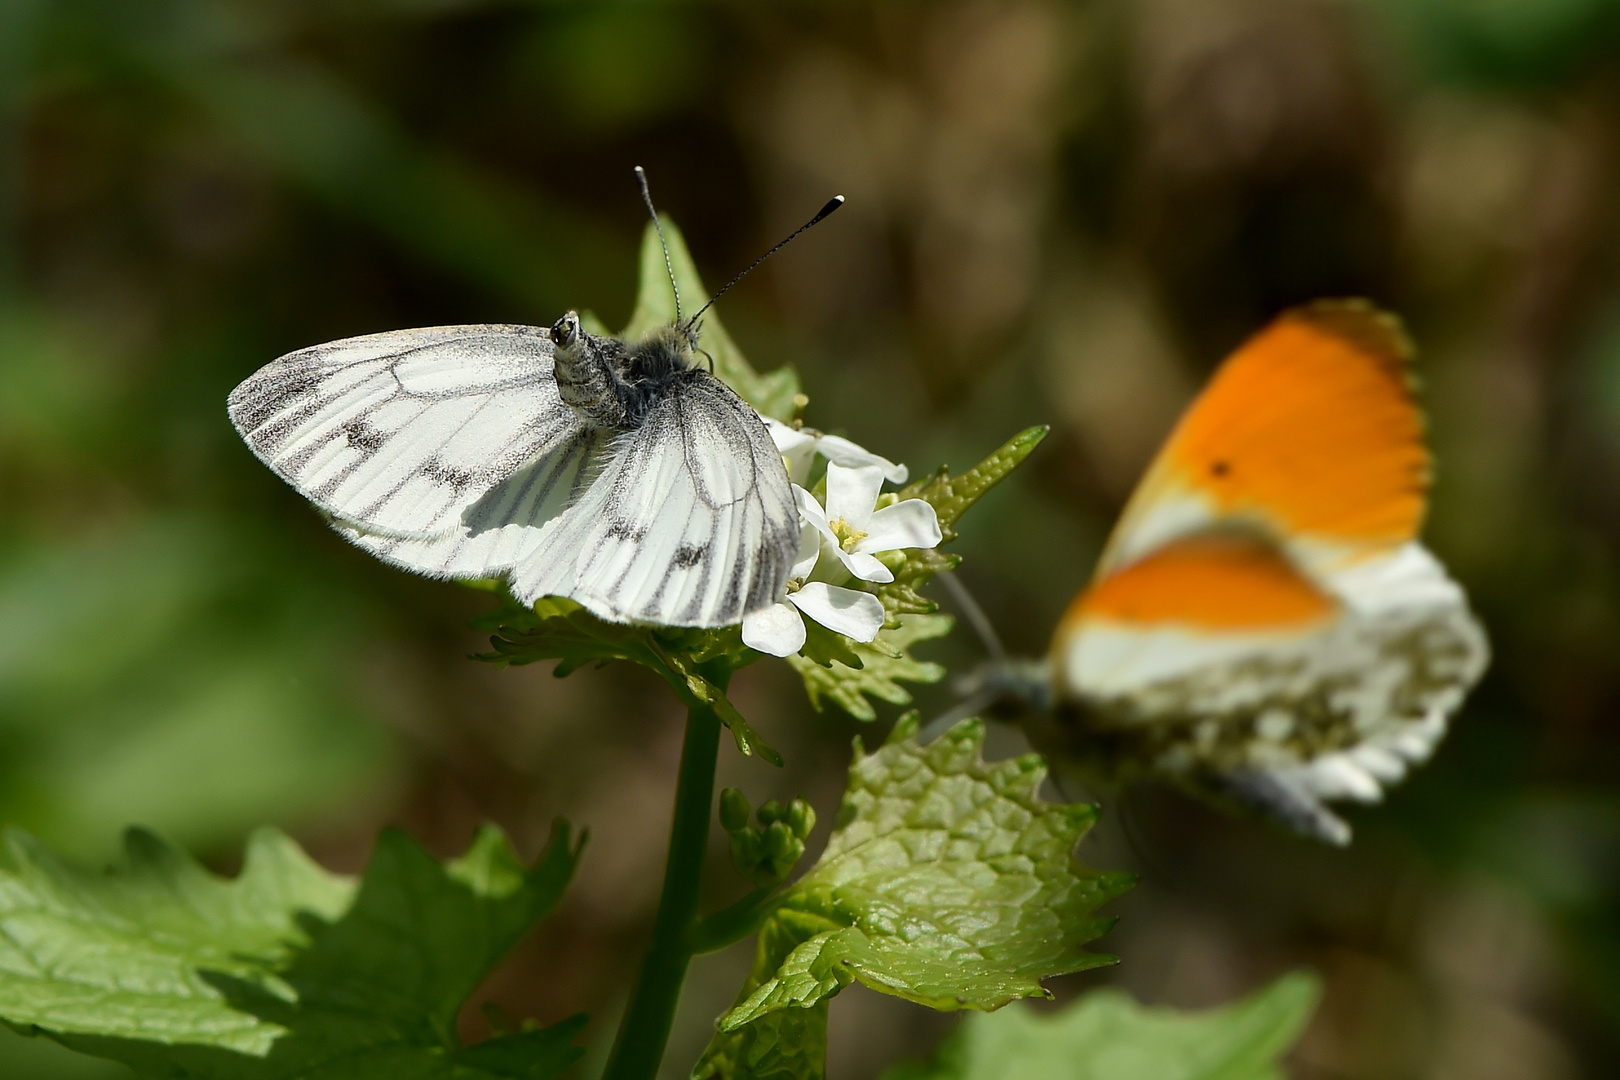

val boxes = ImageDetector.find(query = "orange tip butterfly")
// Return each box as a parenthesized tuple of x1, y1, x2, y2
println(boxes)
(960, 300, 1489, 845)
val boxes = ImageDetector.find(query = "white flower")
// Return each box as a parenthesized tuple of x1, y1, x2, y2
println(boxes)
(741, 527, 887, 656)
(741, 462, 943, 658)
(764, 417, 907, 485)
(798, 463, 941, 584)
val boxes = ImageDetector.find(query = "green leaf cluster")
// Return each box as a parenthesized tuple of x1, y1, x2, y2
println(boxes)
(0, 822, 585, 1079)
(787, 426, 1049, 721)
(695, 716, 1134, 1080)
(881, 971, 1320, 1080)
(786, 613, 952, 721)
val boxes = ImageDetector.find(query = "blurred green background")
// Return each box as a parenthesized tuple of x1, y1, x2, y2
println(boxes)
(2, 0, 1619, 1077)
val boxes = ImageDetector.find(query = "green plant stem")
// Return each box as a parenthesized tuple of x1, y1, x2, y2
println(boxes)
(600, 676, 726, 1080)
(688, 885, 776, 955)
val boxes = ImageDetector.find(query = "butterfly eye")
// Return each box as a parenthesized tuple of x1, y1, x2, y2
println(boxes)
(550, 312, 581, 348)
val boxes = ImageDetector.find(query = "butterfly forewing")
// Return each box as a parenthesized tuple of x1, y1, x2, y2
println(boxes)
(336, 426, 609, 581)
(1099, 303, 1428, 579)
(228, 325, 574, 540)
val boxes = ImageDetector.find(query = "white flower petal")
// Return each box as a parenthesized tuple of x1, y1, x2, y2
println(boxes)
(789, 524, 821, 580)
(856, 499, 942, 554)
(789, 583, 885, 642)
(766, 419, 819, 483)
(806, 538, 853, 585)
(825, 462, 885, 530)
(794, 484, 835, 542)
(741, 602, 807, 657)
(815, 433, 908, 484)
(837, 549, 894, 584)
(764, 417, 804, 451)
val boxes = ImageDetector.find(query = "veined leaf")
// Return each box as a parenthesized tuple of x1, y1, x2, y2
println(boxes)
(0, 822, 586, 1079)
(694, 717, 1132, 1080)
(897, 426, 1049, 535)
(880, 971, 1321, 1080)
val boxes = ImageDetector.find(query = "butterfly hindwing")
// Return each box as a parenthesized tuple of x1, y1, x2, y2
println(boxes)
(335, 425, 611, 582)
(513, 372, 800, 626)
(1052, 532, 1486, 843)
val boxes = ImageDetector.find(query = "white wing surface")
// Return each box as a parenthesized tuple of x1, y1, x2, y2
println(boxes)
(513, 373, 800, 627)
(1051, 532, 1488, 844)
(227, 325, 576, 539)
(335, 425, 610, 581)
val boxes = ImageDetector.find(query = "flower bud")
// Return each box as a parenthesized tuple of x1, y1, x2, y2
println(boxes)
(719, 788, 751, 833)
(788, 799, 816, 839)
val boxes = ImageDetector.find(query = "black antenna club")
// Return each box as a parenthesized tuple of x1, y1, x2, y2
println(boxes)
(634, 165, 682, 324)
(688, 194, 845, 324)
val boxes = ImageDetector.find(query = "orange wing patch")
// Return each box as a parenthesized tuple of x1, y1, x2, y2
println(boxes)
(1064, 533, 1336, 632)
(1105, 301, 1428, 569)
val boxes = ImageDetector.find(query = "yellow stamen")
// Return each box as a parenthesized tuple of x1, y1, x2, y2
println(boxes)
(828, 516, 867, 554)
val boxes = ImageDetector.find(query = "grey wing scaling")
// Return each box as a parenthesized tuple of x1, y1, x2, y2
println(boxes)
(512, 372, 799, 627)
(227, 325, 580, 540)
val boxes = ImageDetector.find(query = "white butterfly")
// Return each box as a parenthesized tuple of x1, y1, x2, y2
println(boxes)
(227, 314, 800, 628)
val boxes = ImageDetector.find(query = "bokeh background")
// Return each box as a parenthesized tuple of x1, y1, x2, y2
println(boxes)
(2, 0, 1619, 1077)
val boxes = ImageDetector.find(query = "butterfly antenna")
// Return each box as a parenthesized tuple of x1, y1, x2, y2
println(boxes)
(936, 570, 1006, 661)
(688, 194, 845, 325)
(634, 165, 682, 324)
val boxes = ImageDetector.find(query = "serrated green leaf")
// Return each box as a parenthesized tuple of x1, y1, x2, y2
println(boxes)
(695, 718, 1132, 1079)
(879, 971, 1321, 1080)
(787, 614, 952, 722)
(693, 917, 831, 1080)
(651, 641, 784, 767)
(476, 595, 667, 676)
(729, 717, 1130, 1018)
(692, 1004, 827, 1080)
(899, 427, 1049, 533)
(0, 822, 586, 1079)
(621, 218, 801, 420)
